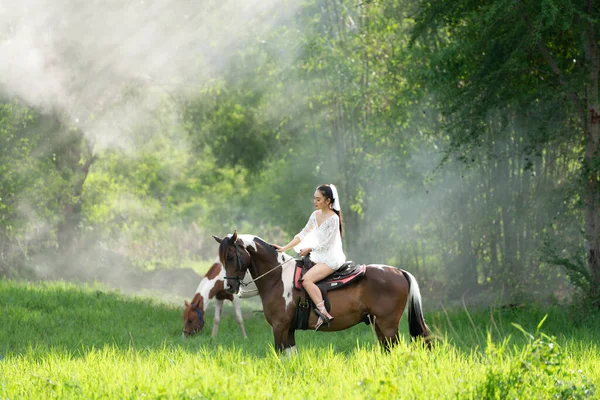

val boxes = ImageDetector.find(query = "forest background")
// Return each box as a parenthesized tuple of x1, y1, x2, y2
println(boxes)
(2, 0, 599, 310)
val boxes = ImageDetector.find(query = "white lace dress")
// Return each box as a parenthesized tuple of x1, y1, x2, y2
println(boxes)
(293, 211, 346, 270)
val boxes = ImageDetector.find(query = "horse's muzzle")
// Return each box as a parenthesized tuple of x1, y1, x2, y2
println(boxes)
(182, 329, 197, 338)
(225, 280, 240, 294)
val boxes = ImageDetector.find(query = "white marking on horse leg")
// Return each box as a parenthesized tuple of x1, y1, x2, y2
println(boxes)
(233, 295, 248, 338)
(282, 346, 298, 359)
(284, 347, 294, 359)
(212, 299, 224, 337)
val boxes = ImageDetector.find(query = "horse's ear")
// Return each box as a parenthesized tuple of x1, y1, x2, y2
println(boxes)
(184, 300, 190, 307)
(212, 235, 222, 244)
(231, 230, 238, 243)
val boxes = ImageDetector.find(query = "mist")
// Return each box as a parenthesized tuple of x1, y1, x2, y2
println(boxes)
(0, 0, 577, 308)
(0, 0, 305, 299)
(0, 0, 298, 149)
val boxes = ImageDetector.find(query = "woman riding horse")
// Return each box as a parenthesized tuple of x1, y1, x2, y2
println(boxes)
(214, 231, 431, 354)
(273, 183, 344, 330)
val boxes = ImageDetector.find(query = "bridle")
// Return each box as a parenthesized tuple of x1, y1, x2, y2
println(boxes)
(223, 239, 292, 287)
(182, 307, 204, 336)
(224, 239, 247, 284)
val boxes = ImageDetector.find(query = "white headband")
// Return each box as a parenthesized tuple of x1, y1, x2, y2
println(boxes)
(329, 184, 341, 211)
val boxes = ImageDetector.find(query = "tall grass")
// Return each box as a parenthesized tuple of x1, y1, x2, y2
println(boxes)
(1, 279, 598, 399)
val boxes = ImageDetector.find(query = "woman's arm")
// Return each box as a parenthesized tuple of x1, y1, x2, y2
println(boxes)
(273, 212, 316, 253)
(295, 211, 316, 241)
(273, 236, 302, 253)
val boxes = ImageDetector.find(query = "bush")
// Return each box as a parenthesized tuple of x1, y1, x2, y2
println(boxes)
(472, 316, 596, 399)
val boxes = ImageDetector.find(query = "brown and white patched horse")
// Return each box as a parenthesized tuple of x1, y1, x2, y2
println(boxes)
(214, 232, 431, 354)
(182, 261, 258, 338)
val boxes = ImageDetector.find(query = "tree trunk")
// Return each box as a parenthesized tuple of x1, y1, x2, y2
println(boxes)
(56, 128, 96, 254)
(584, 10, 600, 304)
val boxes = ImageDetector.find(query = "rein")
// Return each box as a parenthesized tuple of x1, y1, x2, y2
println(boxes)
(241, 257, 291, 285)
(224, 242, 292, 286)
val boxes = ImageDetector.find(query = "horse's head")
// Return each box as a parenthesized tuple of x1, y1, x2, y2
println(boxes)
(182, 294, 205, 337)
(213, 231, 253, 295)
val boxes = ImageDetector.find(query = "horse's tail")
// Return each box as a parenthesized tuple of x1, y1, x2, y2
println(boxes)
(402, 270, 432, 348)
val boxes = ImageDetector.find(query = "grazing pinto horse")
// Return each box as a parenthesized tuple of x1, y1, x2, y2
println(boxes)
(182, 261, 257, 338)
(214, 232, 431, 354)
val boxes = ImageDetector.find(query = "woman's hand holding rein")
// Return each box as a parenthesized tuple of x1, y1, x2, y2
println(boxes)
(273, 237, 301, 253)
(297, 248, 312, 257)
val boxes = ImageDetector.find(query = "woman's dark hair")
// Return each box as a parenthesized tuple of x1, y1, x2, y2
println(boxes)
(317, 184, 343, 238)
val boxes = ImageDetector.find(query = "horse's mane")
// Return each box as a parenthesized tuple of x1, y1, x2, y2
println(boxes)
(253, 236, 277, 254)
(222, 234, 277, 256)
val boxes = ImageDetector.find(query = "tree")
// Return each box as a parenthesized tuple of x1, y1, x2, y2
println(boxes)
(410, 0, 600, 304)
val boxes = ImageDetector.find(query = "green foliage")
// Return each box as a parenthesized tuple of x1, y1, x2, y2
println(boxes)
(0, 103, 80, 269)
(0, 0, 596, 307)
(472, 317, 596, 399)
(408, 0, 600, 302)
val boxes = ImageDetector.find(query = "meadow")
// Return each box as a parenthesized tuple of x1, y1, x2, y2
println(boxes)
(1, 279, 598, 399)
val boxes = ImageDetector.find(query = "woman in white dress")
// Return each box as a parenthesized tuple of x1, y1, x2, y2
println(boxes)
(273, 184, 345, 330)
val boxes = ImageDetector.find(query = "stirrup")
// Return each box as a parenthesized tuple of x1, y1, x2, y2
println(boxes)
(315, 316, 326, 331)
(313, 301, 334, 326)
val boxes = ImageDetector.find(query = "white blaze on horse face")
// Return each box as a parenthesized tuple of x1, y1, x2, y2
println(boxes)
(279, 253, 295, 310)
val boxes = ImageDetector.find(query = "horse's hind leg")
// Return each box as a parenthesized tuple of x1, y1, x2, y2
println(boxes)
(374, 318, 401, 351)
(232, 295, 248, 338)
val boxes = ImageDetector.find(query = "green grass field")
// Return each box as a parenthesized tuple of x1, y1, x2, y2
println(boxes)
(1, 279, 598, 399)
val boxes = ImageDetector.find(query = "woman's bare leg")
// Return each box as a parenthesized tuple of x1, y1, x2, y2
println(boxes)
(302, 263, 334, 321)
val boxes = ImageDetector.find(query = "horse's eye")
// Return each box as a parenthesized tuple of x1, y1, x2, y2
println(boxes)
(227, 255, 234, 261)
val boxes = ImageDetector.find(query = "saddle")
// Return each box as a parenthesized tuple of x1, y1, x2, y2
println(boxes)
(293, 258, 366, 290)
(293, 255, 366, 330)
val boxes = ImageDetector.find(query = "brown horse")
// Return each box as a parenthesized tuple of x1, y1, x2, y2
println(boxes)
(213, 232, 431, 354)
(182, 261, 258, 338)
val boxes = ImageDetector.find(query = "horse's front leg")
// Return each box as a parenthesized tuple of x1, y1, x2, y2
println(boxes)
(271, 322, 295, 356)
(232, 295, 248, 339)
(272, 325, 298, 359)
(271, 323, 287, 352)
(211, 299, 224, 338)
(284, 329, 298, 357)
